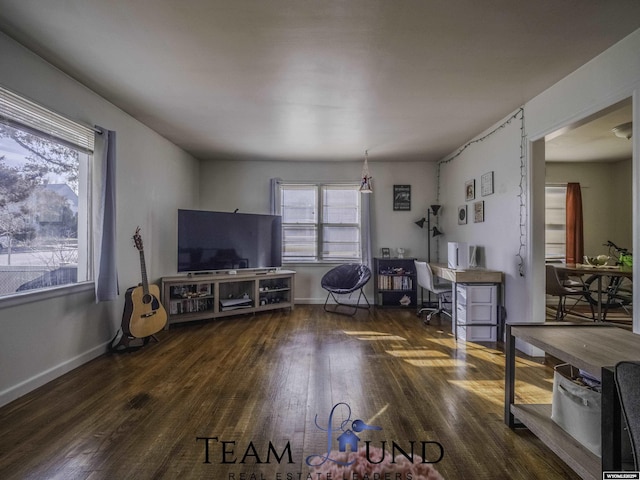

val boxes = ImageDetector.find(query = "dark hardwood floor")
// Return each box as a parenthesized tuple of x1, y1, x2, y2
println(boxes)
(0, 306, 579, 479)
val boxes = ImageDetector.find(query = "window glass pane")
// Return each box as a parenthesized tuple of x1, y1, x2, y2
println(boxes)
(322, 226, 360, 259)
(282, 187, 316, 224)
(545, 185, 566, 262)
(0, 123, 89, 297)
(282, 225, 317, 261)
(323, 187, 359, 223)
(278, 182, 361, 262)
(545, 208, 565, 225)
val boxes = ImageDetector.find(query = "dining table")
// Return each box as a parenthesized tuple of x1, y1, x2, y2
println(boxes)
(552, 263, 633, 321)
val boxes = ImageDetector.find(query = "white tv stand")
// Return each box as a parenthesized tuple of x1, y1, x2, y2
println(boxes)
(161, 269, 295, 327)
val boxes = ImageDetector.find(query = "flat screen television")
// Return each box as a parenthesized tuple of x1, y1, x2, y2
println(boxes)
(177, 209, 282, 273)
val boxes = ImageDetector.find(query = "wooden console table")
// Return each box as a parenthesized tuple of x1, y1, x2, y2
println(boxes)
(161, 269, 295, 327)
(505, 322, 640, 479)
(430, 263, 504, 340)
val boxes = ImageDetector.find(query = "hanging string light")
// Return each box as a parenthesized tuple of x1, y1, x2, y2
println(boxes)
(435, 107, 527, 276)
(359, 150, 373, 193)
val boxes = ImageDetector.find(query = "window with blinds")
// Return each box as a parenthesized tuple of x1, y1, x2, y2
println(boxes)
(0, 85, 93, 298)
(545, 185, 567, 262)
(277, 182, 362, 262)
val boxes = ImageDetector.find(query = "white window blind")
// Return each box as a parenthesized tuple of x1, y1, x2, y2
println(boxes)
(321, 185, 360, 260)
(0, 85, 94, 153)
(278, 182, 362, 262)
(545, 185, 567, 262)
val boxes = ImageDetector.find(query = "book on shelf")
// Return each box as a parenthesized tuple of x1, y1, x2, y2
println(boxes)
(378, 275, 413, 290)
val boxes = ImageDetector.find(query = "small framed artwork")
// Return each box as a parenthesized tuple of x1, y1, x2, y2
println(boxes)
(393, 185, 411, 211)
(457, 205, 467, 225)
(481, 171, 494, 196)
(473, 201, 484, 223)
(381, 247, 391, 258)
(465, 179, 475, 201)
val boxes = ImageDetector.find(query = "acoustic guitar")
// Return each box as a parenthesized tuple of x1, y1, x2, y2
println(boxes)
(121, 227, 167, 339)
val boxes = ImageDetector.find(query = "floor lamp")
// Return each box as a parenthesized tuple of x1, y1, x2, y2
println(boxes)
(415, 205, 443, 307)
(414, 204, 443, 263)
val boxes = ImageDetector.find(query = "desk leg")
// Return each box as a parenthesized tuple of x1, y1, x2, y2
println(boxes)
(452, 283, 458, 340)
(505, 324, 516, 427)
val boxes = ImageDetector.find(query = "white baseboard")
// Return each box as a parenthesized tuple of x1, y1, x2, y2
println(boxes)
(294, 297, 324, 304)
(0, 341, 110, 408)
(516, 338, 545, 357)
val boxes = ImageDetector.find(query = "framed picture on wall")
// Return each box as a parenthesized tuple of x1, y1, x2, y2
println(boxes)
(393, 185, 411, 211)
(481, 171, 494, 196)
(474, 201, 485, 223)
(381, 247, 391, 258)
(465, 179, 475, 201)
(458, 205, 467, 225)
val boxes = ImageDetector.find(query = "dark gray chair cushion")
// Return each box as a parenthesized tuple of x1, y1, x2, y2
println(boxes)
(615, 361, 640, 469)
(321, 264, 371, 294)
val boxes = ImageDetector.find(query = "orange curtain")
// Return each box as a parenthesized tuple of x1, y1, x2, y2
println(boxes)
(565, 183, 584, 264)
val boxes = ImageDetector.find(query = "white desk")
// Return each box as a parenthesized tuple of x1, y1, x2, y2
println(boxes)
(430, 263, 504, 340)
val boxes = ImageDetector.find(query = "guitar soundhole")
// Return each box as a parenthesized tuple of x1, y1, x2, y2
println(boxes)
(142, 294, 153, 305)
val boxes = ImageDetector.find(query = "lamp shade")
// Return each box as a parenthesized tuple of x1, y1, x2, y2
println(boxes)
(430, 204, 441, 216)
(612, 122, 632, 140)
(414, 218, 426, 228)
(432, 226, 443, 237)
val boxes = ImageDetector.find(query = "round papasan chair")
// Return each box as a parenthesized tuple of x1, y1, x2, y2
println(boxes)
(321, 263, 372, 316)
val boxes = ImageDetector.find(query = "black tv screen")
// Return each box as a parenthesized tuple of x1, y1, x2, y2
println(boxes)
(177, 209, 282, 272)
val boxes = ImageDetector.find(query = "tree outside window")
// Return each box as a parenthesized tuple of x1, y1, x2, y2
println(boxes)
(0, 123, 88, 296)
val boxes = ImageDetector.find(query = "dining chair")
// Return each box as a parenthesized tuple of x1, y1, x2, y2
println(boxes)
(615, 361, 640, 470)
(545, 264, 595, 320)
(414, 260, 451, 324)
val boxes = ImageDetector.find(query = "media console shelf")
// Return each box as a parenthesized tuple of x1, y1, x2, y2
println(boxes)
(161, 269, 295, 327)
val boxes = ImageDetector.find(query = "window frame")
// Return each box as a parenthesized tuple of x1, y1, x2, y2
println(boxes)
(276, 181, 363, 264)
(545, 184, 567, 263)
(0, 86, 95, 306)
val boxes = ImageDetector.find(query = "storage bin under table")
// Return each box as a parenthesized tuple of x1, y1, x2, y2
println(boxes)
(551, 363, 602, 456)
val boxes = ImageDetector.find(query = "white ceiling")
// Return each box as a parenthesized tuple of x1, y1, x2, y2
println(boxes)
(0, 0, 638, 163)
(546, 98, 633, 163)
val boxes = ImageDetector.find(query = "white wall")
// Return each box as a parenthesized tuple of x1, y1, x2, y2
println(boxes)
(0, 32, 201, 406)
(611, 159, 634, 247)
(436, 113, 527, 324)
(527, 29, 640, 332)
(198, 159, 435, 302)
(440, 28, 640, 339)
(546, 159, 632, 256)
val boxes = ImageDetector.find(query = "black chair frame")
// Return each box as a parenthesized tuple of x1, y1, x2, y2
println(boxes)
(323, 288, 371, 316)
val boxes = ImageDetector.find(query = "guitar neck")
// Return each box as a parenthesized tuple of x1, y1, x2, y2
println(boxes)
(139, 250, 149, 295)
